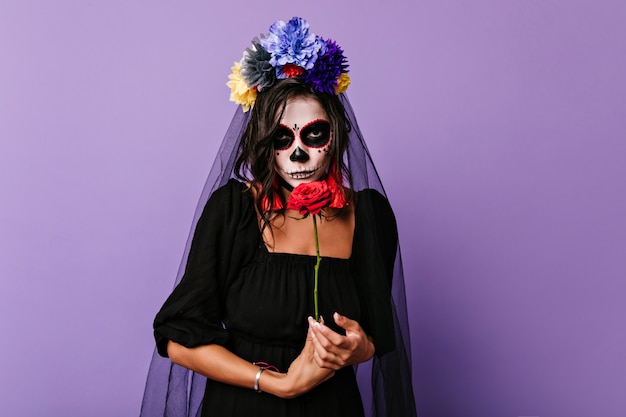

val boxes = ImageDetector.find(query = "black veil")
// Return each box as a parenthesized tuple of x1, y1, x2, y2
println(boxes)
(140, 95, 417, 417)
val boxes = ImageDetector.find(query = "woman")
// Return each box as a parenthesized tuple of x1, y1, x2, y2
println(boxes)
(141, 17, 416, 417)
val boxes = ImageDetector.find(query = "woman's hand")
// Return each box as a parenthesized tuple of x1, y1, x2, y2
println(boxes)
(308, 313, 375, 370)
(277, 328, 335, 398)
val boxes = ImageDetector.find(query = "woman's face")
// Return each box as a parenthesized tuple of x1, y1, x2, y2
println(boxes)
(273, 96, 333, 188)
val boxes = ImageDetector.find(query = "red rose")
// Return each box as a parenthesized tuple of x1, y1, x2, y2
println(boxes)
(286, 181, 332, 216)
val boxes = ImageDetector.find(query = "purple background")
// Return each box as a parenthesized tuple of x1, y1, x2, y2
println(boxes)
(1, 1, 625, 416)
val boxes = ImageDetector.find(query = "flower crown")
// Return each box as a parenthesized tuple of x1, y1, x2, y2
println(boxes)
(227, 17, 350, 112)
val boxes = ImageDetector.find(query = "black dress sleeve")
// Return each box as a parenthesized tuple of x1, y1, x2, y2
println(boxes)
(153, 179, 255, 357)
(352, 189, 399, 355)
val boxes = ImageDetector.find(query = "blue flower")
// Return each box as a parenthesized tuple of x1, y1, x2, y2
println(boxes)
(260, 17, 323, 72)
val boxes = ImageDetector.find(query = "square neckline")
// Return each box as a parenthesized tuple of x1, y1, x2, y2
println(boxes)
(257, 208, 357, 261)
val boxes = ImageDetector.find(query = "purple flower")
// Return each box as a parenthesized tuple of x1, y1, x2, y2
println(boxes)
(303, 39, 349, 94)
(260, 17, 323, 72)
(240, 38, 275, 91)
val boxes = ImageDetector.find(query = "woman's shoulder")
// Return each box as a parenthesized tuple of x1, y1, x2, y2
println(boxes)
(354, 188, 394, 218)
(206, 179, 252, 207)
(194, 179, 255, 231)
(355, 188, 387, 202)
(211, 178, 249, 197)
(353, 188, 398, 247)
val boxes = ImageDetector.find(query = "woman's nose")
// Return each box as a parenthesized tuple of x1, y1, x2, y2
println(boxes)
(290, 146, 309, 162)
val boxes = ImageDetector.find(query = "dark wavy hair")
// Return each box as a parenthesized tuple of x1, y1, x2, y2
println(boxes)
(234, 78, 353, 231)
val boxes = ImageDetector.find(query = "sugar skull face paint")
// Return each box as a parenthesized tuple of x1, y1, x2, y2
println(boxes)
(273, 96, 333, 188)
(273, 120, 332, 151)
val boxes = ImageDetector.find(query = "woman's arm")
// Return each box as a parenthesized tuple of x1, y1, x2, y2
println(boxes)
(167, 327, 334, 399)
(307, 313, 375, 370)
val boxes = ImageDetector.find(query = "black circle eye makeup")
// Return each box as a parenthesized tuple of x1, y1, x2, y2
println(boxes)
(273, 126, 295, 150)
(273, 120, 331, 151)
(301, 120, 331, 148)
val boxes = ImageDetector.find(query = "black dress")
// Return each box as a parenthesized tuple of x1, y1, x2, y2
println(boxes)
(154, 180, 398, 417)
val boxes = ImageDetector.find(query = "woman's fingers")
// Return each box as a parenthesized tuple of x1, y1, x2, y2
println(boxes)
(283, 337, 336, 397)
(307, 314, 373, 369)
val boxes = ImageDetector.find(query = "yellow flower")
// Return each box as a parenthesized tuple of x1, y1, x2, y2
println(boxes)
(226, 62, 257, 112)
(335, 72, 350, 94)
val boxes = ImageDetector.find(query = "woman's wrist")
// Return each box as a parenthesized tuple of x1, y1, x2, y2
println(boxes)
(253, 367, 265, 392)
(255, 369, 294, 398)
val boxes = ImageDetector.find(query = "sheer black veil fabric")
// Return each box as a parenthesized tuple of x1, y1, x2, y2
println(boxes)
(140, 95, 417, 417)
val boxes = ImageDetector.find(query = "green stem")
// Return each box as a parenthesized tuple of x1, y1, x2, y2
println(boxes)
(313, 215, 321, 322)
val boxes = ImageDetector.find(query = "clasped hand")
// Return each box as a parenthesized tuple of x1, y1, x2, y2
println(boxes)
(280, 313, 374, 398)
(307, 312, 375, 370)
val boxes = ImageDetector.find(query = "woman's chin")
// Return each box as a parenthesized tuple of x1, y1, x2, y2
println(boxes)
(278, 172, 325, 188)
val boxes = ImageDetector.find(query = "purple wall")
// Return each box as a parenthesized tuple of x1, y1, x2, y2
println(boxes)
(1, 1, 624, 416)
